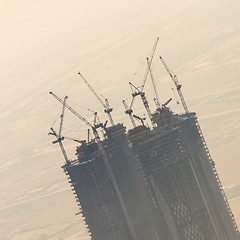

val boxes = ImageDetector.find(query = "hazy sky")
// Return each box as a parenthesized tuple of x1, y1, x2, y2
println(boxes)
(0, 0, 240, 239)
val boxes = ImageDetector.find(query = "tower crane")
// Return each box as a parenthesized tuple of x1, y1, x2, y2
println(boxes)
(122, 100, 136, 128)
(129, 82, 153, 126)
(127, 37, 159, 127)
(84, 108, 108, 135)
(78, 72, 114, 126)
(159, 56, 189, 113)
(49, 91, 138, 240)
(49, 92, 99, 135)
(129, 37, 159, 110)
(48, 96, 70, 165)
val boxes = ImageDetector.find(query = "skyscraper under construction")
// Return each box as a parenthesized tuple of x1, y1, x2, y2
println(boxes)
(50, 49, 239, 239)
(61, 109, 239, 240)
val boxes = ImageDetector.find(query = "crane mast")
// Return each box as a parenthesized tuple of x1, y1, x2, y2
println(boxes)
(122, 100, 136, 128)
(129, 37, 159, 110)
(147, 57, 161, 110)
(140, 92, 152, 124)
(49, 91, 138, 240)
(59, 96, 68, 136)
(140, 37, 159, 91)
(129, 82, 153, 127)
(49, 127, 70, 164)
(104, 98, 114, 126)
(127, 38, 159, 128)
(159, 56, 189, 113)
(78, 72, 114, 126)
(48, 96, 70, 164)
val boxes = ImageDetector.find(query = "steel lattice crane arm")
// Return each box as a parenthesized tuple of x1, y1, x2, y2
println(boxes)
(140, 37, 159, 91)
(78, 72, 106, 107)
(48, 95, 70, 164)
(58, 96, 68, 136)
(129, 37, 159, 110)
(49, 132, 84, 144)
(159, 56, 174, 79)
(147, 57, 160, 109)
(159, 56, 189, 113)
(78, 72, 114, 126)
(50, 92, 109, 144)
(49, 92, 93, 129)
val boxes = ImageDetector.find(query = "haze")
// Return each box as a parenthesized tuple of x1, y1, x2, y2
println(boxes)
(0, 0, 240, 239)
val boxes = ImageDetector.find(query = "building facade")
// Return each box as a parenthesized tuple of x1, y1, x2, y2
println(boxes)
(62, 111, 239, 240)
